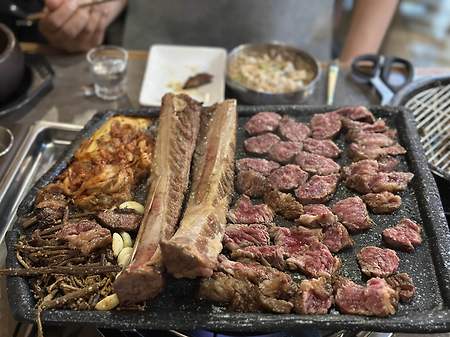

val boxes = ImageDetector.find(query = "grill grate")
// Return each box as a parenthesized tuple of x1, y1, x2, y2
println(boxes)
(405, 83, 450, 179)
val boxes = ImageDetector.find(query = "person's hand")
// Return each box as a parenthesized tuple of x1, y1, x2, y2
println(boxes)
(38, 0, 126, 53)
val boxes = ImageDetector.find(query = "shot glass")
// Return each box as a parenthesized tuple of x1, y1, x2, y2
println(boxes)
(87, 45, 128, 100)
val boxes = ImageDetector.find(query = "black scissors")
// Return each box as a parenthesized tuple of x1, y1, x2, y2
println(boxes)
(351, 54, 414, 105)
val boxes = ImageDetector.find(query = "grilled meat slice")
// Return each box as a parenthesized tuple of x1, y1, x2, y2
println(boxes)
(302, 138, 341, 158)
(199, 256, 296, 313)
(369, 172, 414, 193)
(294, 277, 333, 314)
(342, 118, 387, 133)
(322, 222, 353, 253)
(332, 196, 373, 233)
(244, 133, 280, 155)
(182, 72, 213, 89)
(264, 189, 304, 220)
(236, 169, 267, 198)
(160, 100, 236, 279)
(310, 112, 342, 139)
(96, 209, 142, 231)
(114, 93, 202, 304)
(236, 158, 280, 176)
(349, 131, 395, 147)
(295, 204, 337, 228)
(357, 246, 399, 278)
(244, 112, 282, 136)
(285, 241, 341, 277)
(228, 195, 274, 224)
(34, 190, 68, 225)
(268, 165, 308, 192)
(295, 174, 339, 204)
(362, 191, 401, 214)
(295, 151, 340, 176)
(348, 143, 406, 161)
(334, 277, 398, 317)
(57, 219, 111, 255)
(335, 106, 375, 123)
(231, 245, 286, 270)
(223, 224, 270, 251)
(382, 218, 422, 253)
(268, 141, 303, 163)
(386, 273, 416, 302)
(278, 116, 311, 142)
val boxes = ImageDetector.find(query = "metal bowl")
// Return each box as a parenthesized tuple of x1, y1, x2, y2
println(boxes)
(226, 42, 321, 104)
(0, 126, 13, 157)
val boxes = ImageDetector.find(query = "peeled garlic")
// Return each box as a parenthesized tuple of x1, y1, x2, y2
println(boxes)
(112, 233, 124, 257)
(117, 247, 133, 267)
(120, 231, 133, 248)
(95, 293, 120, 311)
(118, 201, 144, 215)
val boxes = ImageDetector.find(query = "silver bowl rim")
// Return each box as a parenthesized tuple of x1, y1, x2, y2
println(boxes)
(0, 126, 14, 157)
(226, 41, 321, 97)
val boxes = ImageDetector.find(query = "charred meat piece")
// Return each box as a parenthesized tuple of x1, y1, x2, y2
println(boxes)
(268, 141, 303, 163)
(295, 151, 340, 175)
(322, 222, 353, 253)
(264, 189, 304, 220)
(295, 174, 339, 204)
(378, 156, 400, 172)
(369, 172, 414, 193)
(382, 218, 422, 253)
(285, 240, 341, 277)
(386, 273, 416, 302)
(295, 204, 337, 228)
(294, 277, 333, 314)
(362, 191, 402, 214)
(228, 195, 274, 224)
(357, 246, 399, 278)
(334, 277, 398, 317)
(161, 100, 236, 279)
(342, 118, 387, 133)
(244, 112, 282, 136)
(268, 164, 308, 191)
(199, 256, 297, 313)
(343, 159, 380, 177)
(278, 116, 311, 142)
(244, 133, 280, 155)
(335, 106, 375, 123)
(332, 196, 373, 233)
(114, 93, 202, 304)
(96, 209, 142, 231)
(349, 143, 406, 161)
(182, 72, 213, 89)
(302, 138, 341, 158)
(236, 169, 267, 198)
(57, 219, 111, 255)
(232, 245, 286, 270)
(34, 190, 68, 225)
(236, 158, 280, 176)
(310, 112, 342, 139)
(349, 131, 395, 147)
(223, 224, 270, 251)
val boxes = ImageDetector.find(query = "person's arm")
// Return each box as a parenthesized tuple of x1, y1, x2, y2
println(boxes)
(38, 0, 127, 53)
(340, 0, 399, 63)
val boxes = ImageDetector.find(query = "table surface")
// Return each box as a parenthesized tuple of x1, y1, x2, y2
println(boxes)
(0, 42, 448, 128)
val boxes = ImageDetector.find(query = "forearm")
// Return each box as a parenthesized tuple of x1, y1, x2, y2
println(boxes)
(340, 0, 399, 63)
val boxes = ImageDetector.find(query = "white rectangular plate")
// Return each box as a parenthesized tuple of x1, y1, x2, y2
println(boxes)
(139, 44, 227, 106)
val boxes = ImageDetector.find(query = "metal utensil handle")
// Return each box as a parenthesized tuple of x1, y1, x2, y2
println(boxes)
(327, 61, 339, 105)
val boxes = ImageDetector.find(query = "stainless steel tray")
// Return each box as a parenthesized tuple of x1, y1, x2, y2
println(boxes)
(0, 121, 82, 245)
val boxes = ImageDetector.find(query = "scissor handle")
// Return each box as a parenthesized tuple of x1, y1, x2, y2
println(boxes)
(381, 56, 414, 93)
(351, 54, 382, 83)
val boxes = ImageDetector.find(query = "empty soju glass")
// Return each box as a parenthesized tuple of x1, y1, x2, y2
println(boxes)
(87, 45, 128, 100)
